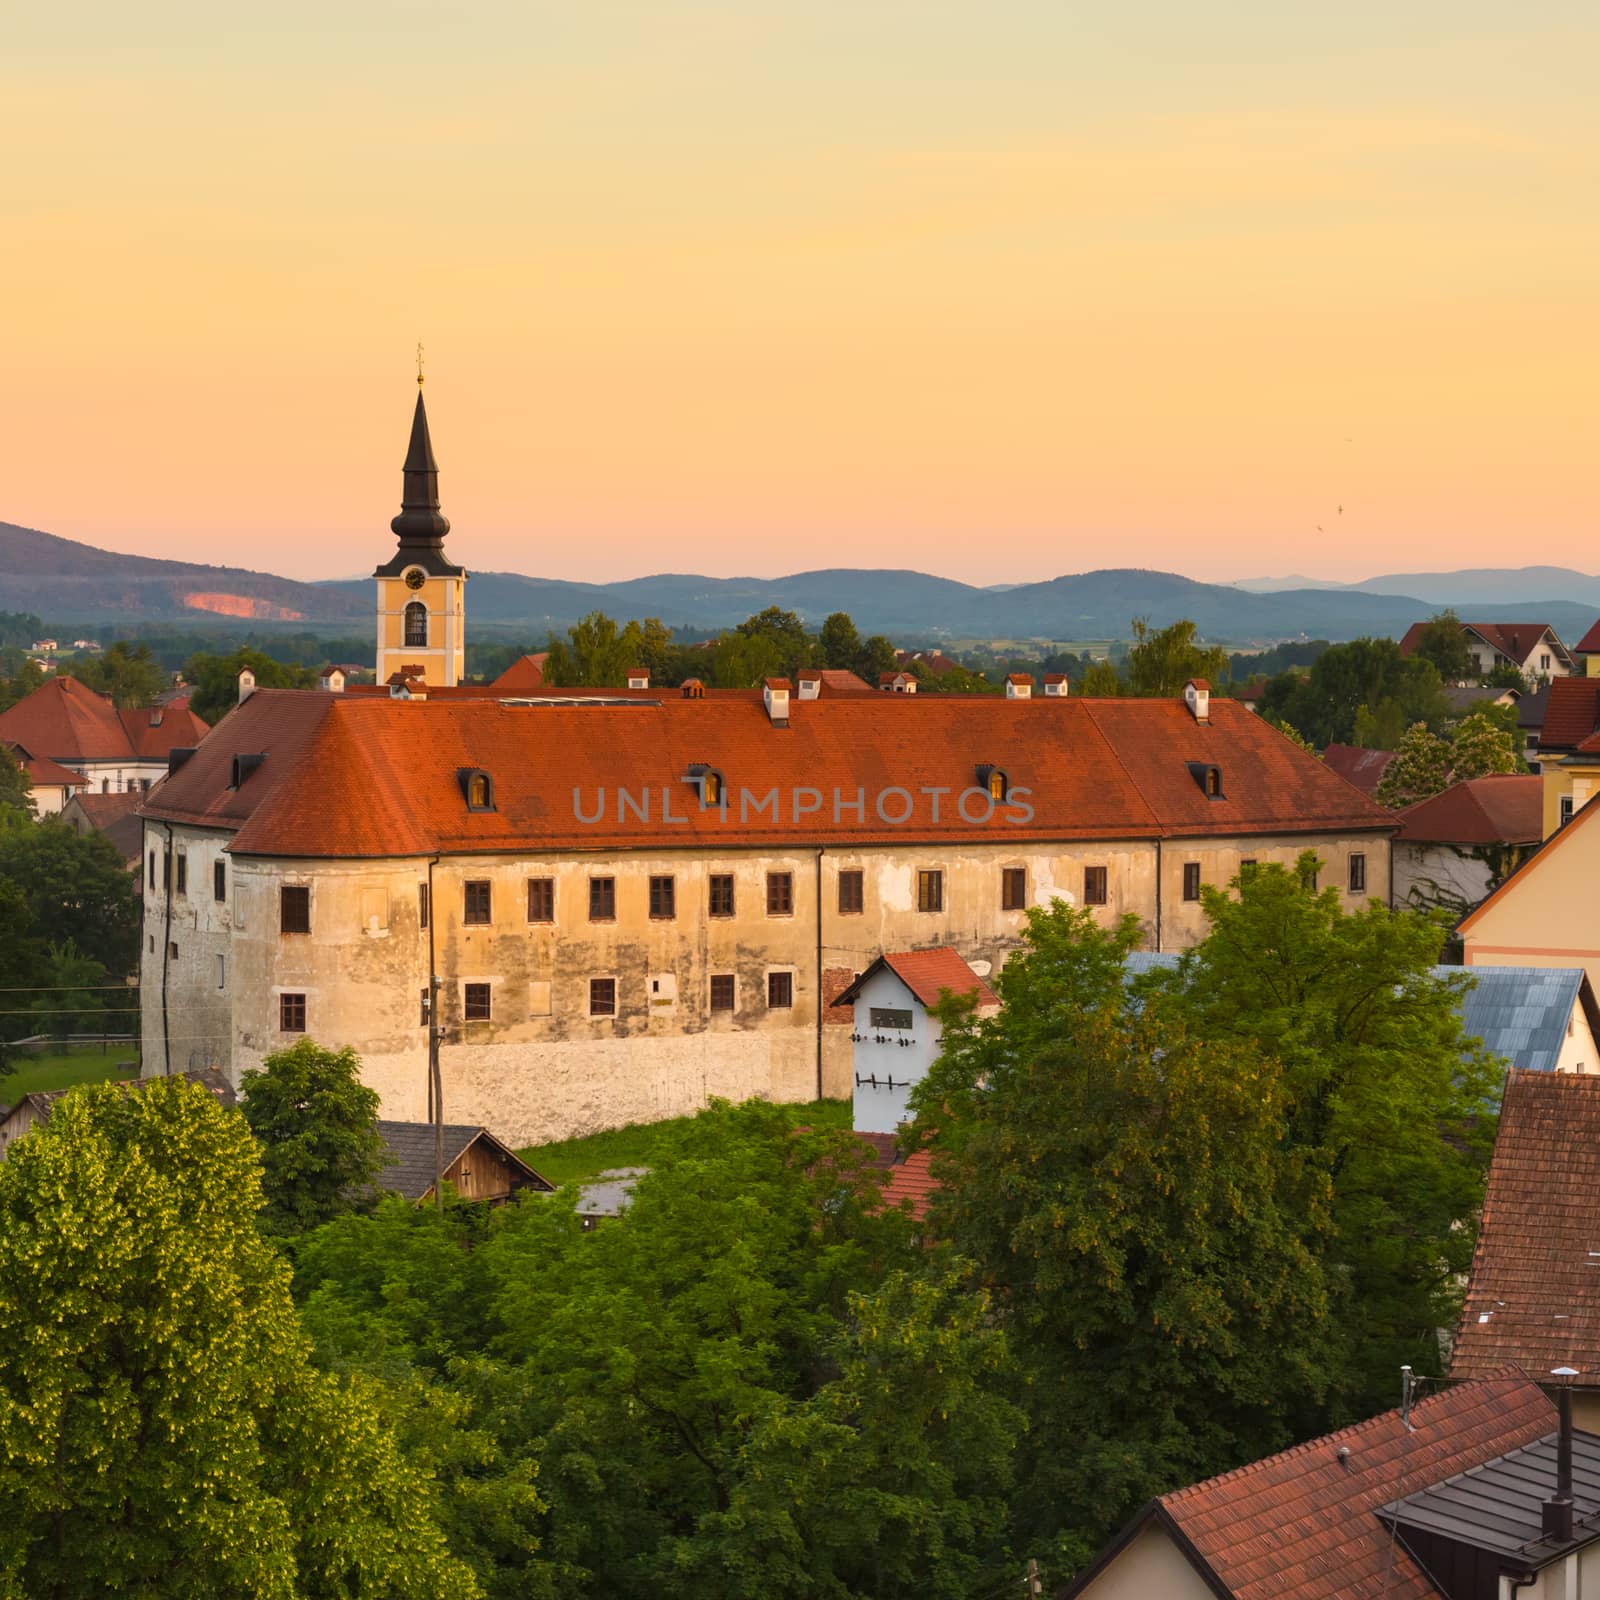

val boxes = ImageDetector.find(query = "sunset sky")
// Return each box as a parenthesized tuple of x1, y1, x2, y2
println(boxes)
(5, 2, 1595, 585)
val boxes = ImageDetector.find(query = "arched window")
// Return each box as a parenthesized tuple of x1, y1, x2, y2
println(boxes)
(703, 771, 721, 805)
(404, 601, 428, 647)
(988, 769, 1007, 801)
(1206, 767, 1222, 798)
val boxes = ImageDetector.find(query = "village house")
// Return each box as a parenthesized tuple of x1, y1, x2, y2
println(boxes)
(1529, 675, 1600, 836)
(3, 737, 87, 815)
(1062, 1370, 1599, 1600)
(135, 388, 1399, 1145)
(1399, 619, 1574, 684)
(61, 791, 145, 870)
(0, 675, 208, 797)
(1453, 1070, 1600, 1431)
(1391, 773, 1542, 916)
(374, 1120, 553, 1205)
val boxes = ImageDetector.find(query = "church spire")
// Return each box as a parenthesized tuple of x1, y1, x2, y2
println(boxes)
(389, 382, 451, 549)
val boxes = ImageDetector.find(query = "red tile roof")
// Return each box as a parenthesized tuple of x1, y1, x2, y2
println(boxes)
(139, 689, 1394, 859)
(882, 949, 999, 1010)
(1399, 621, 1566, 666)
(4, 740, 87, 791)
(1535, 677, 1600, 751)
(1577, 621, 1600, 655)
(490, 653, 548, 692)
(0, 677, 207, 765)
(1453, 1071, 1600, 1388)
(1395, 775, 1543, 846)
(1322, 743, 1396, 796)
(1132, 1371, 1555, 1600)
(879, 1149, 938, 1221)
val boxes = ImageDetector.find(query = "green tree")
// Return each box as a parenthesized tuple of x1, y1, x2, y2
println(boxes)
(734, 607, 816, 679)
(27, 942, 109, 1041)
(240, 1039, 391, 1232)
(1125, 618, 1229, 697)
(856, 634, 898, 683)
(186, 647, 317, 723)
(819, 612, 862, 671)
(1261, 637, 1449, 747)
(0, 818, 139, 976)
(1408, 611, 1475, 684)
(66, 640, 166, 708)
(1265, 717, 1316, 753)
(912, 908, 1334, 1572)
(1352, 697, 1408, 751)
(0, 743, 35, 817)
(1375, 721, 1453, 807)
(0, 657, 45, 715)
(0, 1076, 477, 1598)
(1483, 658, 1530, 692)
(710, 629, 785, 688)
(1450, 710, 1522, 780)
(0, 879, 48, 1067)
(1157, 857, 1497, 1415)
(540, 612, 642, 688)
(1077, 659, 1121, 696)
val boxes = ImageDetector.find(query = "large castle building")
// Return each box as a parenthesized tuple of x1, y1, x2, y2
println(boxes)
(138, 386, 1397, 1144)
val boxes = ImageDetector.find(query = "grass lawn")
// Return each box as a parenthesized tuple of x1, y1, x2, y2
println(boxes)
(1, 1047, 136, 1103)
(518, 1097, 852, 1186)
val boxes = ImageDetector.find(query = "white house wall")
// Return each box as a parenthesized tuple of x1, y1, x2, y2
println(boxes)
(851, 968, 944, 1134)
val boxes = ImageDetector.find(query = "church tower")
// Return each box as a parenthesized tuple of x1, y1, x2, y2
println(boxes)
(374, 376, 466, 687)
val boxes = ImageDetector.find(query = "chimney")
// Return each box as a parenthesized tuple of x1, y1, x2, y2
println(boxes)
(237, 667, 256, 703)
(1184, 678, 1211, 723)
(1042, 674, 1069, 697)
(682, 678, 705, 699)
(626, 667, 649, 690)
(797, 672, 821, 701)
(320, 667, 346, 693)
(1545, 1368, 1579, 1542)
(1005, 674, 1033, 700)
(763, 677, 791, 727)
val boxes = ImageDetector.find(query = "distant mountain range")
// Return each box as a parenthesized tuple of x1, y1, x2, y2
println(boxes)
(4, 520, 1598, 647)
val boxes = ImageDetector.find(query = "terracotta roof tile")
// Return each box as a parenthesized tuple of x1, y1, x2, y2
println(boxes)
(1400, 621, 1566, 666)
(1321, 744, 1397, 796)
(5, 741, 87, 790)
(1453, 1071, 1600, 1387)
(1577, 621, 1600, 655)
(882, 949, 999, 1010)
(1155, 1372, 1554, 1600)
(879, 1148, 938, 1220)
(140, 690, 1393, 858)
(1537, 677, 1600, 751)
(0, 677, 206, 765)
(1395, 775, 1543, 845)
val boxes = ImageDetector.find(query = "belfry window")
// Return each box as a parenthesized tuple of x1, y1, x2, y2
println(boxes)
(404, 601, 428, 647)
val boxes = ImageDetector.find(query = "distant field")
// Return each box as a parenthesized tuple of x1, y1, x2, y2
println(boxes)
(518, 1097, 851, 1186)
(1, 1048, 133, 1103)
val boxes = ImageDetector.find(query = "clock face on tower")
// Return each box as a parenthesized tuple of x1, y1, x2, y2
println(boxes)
(403, 568, 426, 591)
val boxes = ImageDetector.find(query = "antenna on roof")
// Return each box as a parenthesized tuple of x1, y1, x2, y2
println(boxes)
(1400, 1365, 1415, 1432)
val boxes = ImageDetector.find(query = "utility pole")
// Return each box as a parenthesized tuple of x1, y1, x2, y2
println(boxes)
(429, 969, 444, 1209)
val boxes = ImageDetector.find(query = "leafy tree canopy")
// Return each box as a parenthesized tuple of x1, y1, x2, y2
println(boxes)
(0, 743, 35, 817)
(1408, 610, 1475, 684)
(64, 640, 167, 708)
(1260, 636, 1448, 748)
(185, 647, 317, 723)
(1126, 617, 1229, 697)
(0, 817, 139, 977)
(1375, 721, 1453, 807)
(240, 1039, 392, 1232)
(1450, 709, 1523, 780)
(1077, 658, 1121, 696)
(0, 1076, 477, 1598)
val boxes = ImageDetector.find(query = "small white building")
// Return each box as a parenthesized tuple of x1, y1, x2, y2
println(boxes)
(836, 949, 999, 1134)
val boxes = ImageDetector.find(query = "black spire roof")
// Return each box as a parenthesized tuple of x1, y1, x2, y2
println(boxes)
(375, 386, 465, 578)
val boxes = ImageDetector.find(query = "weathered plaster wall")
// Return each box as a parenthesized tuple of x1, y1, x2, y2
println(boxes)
(1393, 841, 1496, 915)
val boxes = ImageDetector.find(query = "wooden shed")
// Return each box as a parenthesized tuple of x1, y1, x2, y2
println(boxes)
(376, 1120, 554, 1205)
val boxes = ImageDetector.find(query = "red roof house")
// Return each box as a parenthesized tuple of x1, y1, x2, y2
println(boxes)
(1395, 775, 1543, 848)
(1322, 743, 1397, 797)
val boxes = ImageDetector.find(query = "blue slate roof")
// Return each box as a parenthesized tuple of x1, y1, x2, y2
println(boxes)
(1121, 954, 1592, 1073)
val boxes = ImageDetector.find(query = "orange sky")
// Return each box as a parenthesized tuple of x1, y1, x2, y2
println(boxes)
(3, 3, 1595, 585)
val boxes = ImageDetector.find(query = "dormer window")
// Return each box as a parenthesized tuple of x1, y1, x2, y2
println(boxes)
(682, 678, 706, 699)
(404, 601, 428, 647)
(1187, 762, 1224, 799)
(975, 763, 1008, 801)
(229, 753, 265, 790)
(459, 769, 495, 811)
(684, 763, 724, 807)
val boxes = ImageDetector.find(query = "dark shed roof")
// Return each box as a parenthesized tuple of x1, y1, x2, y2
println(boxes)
(376, 1119, 553, 1202)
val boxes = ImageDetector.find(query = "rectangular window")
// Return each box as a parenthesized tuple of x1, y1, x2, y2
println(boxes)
(767, 970, 794, 1009)
(1182, 862, 1201, 902)
(1240, 858, 1258, 876)
(418, 882, 429, 929)
(710, 974, 735, 1012)
(709, 874, 735, 917)
(649, 875, 676, 919)
(838, 869, 864, 915)
(1083, 866, 1108, 906)
(420, 987, 430, 1027)
(870, 1007, 914, 1030)
(1561, 795, 1575, 826)
(213, 860, 226, 902)
(1348, 853, 1367, 893)
(463, 982, 492, 1022)
(279, 993, 306, 1033)
(464, 880, 491, 925)
(590, 977, 617, 1016)
(1001, 866, 1026, 910)
(175, 852, 187, 895)
(589, 877, 616, 921)
(280, 885, 311, 934)
(917, 869, 944, 913)
(767, 872, 793, 916)
(527, 877, 555, 922)
(216, 955, 225, 990)
(148, 851, 157, 890)
(163, 848, 171, 889)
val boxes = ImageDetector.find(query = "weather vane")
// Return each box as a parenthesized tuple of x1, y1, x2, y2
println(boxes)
(416, 340, 425, 387)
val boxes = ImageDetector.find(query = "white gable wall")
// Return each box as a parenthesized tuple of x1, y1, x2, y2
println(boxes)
(851, 967, 943, 1134)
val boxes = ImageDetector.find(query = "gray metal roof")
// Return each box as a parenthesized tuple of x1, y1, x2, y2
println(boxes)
(1119, 955, 1589, 1073)
(576, 1166, 649, 1219)
(375, 1119, 553, 1201)
(1381, 1429, 1600, 1563)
